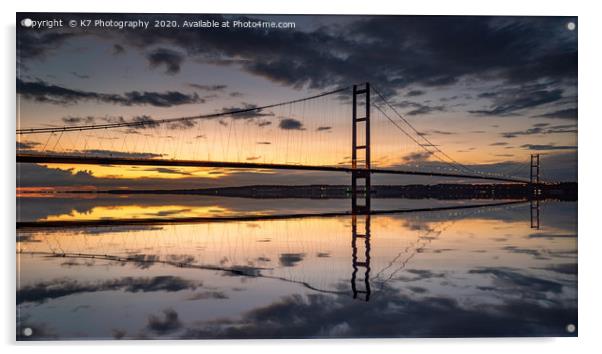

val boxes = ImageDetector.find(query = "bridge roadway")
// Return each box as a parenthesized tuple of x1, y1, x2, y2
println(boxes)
(17, 153, 529, 184)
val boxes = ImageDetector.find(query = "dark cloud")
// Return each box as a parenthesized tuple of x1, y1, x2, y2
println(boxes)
(16, 141, 40, 150)
(17, 79, 202, 107)
(394, 100, 446, 116)
(17, 276, 199, 304)
(71, 71, 90, 79)
(167, 119, 196, 130)
(533, 108, 577, 120)
(61, 114, 193, 130)
(520, 144, 577, 151)
(397, 269, 446, 282)
(501, 123, 577, 138)
(112, 44, 125, 55)
(146, 309, 182, 335)
(528, 233, 576, 239)
(179, 281, 576, 339)
(428, 130, 455, 135)
(17, 15, 576, 106)
(501, 246, 545, 259)
(74, 149, 164, 158)
(147, 48, 184, 75)
(143, 167, 192, 176)
(406, 90, 425, 97)
(17, 30, 76, 61)
(490, 142, 509, 146)
(256, 120, 272, 127)
(61, 116, 96, 125)
(220, 103, 275, 119)
(536, 263, 577, 275)
(188, 83, 227, 92)
(403, 151, 433, 163)
(470, 86, 564, 116)
(469, 267, 563, 294)
(279, 118, 304, 130)
(407, 105, 446, 116)
(187, 291, 229, 300)
(279, 253, 305, 267)
(316, 126, 332, 131)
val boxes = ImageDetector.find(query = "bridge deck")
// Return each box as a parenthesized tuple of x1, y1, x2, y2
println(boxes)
(16, 153, 529, 184)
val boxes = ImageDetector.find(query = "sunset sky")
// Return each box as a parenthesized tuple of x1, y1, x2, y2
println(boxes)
(16, 13, 578, 189)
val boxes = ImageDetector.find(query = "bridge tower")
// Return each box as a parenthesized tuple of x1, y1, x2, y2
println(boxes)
(530, 153, 541, 197)
(530, 154, 540, 184)
(351, 83, 371, 214)
(351, 214, 371, 301)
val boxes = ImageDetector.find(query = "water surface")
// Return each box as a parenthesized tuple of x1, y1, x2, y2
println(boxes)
(16, 197, 577, 339)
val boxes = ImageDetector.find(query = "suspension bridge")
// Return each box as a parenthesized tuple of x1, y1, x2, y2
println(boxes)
(17, 82, 542, 214)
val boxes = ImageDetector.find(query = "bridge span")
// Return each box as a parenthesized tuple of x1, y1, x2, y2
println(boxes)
(16, 153, 529, 184)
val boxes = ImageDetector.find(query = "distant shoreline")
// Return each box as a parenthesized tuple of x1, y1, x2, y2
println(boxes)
(19, 183, 577, 201)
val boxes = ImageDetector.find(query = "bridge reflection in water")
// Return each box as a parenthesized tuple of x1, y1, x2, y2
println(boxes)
(17, 200, 537, 302)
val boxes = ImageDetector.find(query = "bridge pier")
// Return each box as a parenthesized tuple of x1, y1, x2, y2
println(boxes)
(351, 83, 371, 214)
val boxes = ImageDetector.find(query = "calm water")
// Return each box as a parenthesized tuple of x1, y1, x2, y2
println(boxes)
(16, 196, 577, 339)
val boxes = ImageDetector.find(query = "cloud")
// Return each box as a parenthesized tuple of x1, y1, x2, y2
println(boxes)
(188, 83, 227, 92)
(17, 15, 576, 104)
(403, 151, 432, 162)
(428, 130, 455, 135)
(71, 71, 90, 79)
(405, 90, 425, 97)
(520, 144, 577, 151)
(143, 167, 192, 176)
(17, 30, 76, 61)
(167, 119, 196, 130)
(17, 79, 202, 107)
(187, 291, 229, 300)
(537, 263, 577, 275)
(60, 114, 195, 130)
(179, 281, 576, 339)
(394, 100, 446, 116)
(407, 105, 446, 116)
(501, 123, 577, 138)
(490, 142, 509, 146)
(279, 118, 304, 130)
(397, 269, 446, 282)
(72, 149, 164, 158)
(17, 276, 200, 304)
(112, 44, 125, 55)
(279, 253, 305, 267)
(316, 126, 332, 131)
(147, 48, 184, 75)
(220, 103, 275, 119)
(146, 309, 182, 335)
(470, 86, 565, 116)
(469, 267, 563, 294)
(533, 108, 577, 120)
(16, 141, 40, 150)
(61, 116, 97, 125)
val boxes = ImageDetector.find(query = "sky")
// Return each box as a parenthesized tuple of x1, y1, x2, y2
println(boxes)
(16, 13, 578, 189)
